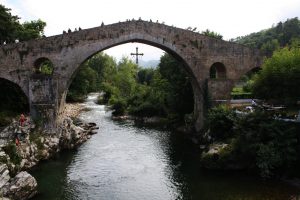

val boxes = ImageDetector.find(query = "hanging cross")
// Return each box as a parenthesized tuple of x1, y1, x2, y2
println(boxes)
(130, 47, 144, 64)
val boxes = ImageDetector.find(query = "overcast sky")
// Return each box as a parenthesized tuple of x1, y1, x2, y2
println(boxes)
(1, 0, 300, 61)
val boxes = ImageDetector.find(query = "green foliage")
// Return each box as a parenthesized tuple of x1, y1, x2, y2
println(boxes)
(204, 109, 300, 178)
(66, 51, 193, 123)
(0, 4, 20, 44)
(234, 112, 299, 177)
(234, 17, 300, 55)
(98, 57, 138, 115)
(128, 84, 164, 117)
(17, 19, 46, 42)
(67, 64, 99, 102)
(3, 142, 22, 165)
(37, 59, 53, 75)
(201, 29, 223, 39)
(207, 106, 236, 140)
(67, 52, 119, 102)
(231, 87, 252, 99)
(251, 47, 300, 104)
(110, 98, 127, 116)
(260, 39, 280, 56)
(137, 68, 155, 85)
(0, 4, 46, 43)
(96, 53, 194, 122)
(157, 54, 194, 118)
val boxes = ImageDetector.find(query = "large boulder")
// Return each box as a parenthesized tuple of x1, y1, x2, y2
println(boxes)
(0, 164, 10, 188)
(3, 171, 37, 200)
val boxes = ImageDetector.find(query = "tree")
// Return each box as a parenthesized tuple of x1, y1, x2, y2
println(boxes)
(17, 19, 46, 41)
(67, 65, 98, 102)
(260, 39, 280, 56)
(0, 4, 46, 44)
(98, 57, 138, 115)
(201, 29, 223, 39)
(0, 4, 20, 43)
(86, 52, 117, 84)
(234, 17, 300, 56)
(137, 68, 155, 85)
(251, 46, 300, 104)
(158, 54, 194, 118)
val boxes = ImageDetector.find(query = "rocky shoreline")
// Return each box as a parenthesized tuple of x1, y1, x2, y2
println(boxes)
(0, 104, 98, 200)
(64, 103, 85, 119)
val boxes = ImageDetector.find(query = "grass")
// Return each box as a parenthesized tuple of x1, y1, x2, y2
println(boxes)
(231, 87, 252, 99)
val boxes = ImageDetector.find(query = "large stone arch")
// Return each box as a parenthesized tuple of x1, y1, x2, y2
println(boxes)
(58, 36, 205, 131)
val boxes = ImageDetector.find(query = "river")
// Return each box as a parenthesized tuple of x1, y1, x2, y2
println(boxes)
(31, 93, 300, 200)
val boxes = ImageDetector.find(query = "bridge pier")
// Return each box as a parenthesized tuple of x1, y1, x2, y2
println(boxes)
(28, 76, 58, 130)
(207, 79, 235, 100)
(191, 79, 205, 132)
(30, 103, 57, 130)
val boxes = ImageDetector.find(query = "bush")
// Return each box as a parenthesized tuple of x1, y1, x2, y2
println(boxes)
(204, 108, 300, 178)
(110, 97, 127, 116)
(251, 47, 300, 105)
(206, 106, 236, 140)
(3, 142, 22, 165)
(129, 101, 162, 117)
(234, 112, 300, 177)
(231, 87, 252, 99)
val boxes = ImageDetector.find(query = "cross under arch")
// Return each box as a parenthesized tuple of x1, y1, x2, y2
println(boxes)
(131, 47, 144, 64)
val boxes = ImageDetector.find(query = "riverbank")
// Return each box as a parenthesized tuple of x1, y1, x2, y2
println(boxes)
(0, 103, 98, 200)
(64, 103, 85, 119)
(111, 114, 195, 134)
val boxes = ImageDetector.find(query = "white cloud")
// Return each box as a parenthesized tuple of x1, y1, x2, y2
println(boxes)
(1, 0, 300, 61)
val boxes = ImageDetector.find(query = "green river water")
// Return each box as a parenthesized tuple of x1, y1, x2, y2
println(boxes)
(30, 94, 300, 200)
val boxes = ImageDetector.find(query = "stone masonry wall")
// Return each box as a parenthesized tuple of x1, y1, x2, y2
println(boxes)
(0, 20, 263, 131)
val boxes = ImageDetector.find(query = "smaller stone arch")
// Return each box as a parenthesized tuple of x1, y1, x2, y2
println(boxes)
(210, 62, 226, 79)
(33, 57, 54, 75)
(0, 78, 30, 117)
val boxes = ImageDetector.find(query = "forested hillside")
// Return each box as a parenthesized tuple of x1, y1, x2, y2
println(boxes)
(232, 17, 300, 56)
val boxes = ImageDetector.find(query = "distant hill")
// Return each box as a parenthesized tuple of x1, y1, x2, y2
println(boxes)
(138, 59, 160, 68)
(232, 17, 300, 56)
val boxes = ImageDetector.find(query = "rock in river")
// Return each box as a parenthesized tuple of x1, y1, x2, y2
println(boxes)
(3, 171, 37, 200)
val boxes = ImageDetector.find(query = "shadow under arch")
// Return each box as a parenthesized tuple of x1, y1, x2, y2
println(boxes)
(0, 77, 30, 124)
(209, 62, 227, 79)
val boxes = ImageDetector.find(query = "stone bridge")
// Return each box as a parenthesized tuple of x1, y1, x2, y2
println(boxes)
(0, 20, 262, 132)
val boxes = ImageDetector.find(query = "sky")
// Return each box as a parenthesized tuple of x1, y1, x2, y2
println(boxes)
(1, 0, 300, 61)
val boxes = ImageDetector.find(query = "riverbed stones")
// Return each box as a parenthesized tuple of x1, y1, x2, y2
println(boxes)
(2, 171, 37, 200)
(0, 114, 99, 199)
(0, 164, 10, 188)
(206, 143, 228, 155)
